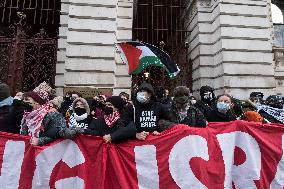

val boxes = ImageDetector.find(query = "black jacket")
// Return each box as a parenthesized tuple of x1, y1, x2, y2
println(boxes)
(84, 118, 137, 143)
(134, 100, 171, 133)
(205, 109, 236, 122)
(168, 105, 207, 127)
(0, 99, 25, 134)
(195, 100, 215, 115)
(21, 111, 67, 145)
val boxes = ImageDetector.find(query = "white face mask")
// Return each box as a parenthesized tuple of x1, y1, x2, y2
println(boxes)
(190, 100, 197, 105)
(217, 102, 230, 112)
(136, 92, 148, 103)
(203, 92, 213, 100)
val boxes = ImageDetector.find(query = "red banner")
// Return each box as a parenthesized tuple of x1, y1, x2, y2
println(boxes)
(0, 121, 284, 189)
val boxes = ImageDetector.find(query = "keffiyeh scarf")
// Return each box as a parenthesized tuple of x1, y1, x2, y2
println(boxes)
(20, 103, 49, 137)
(104, 111, 120, 128)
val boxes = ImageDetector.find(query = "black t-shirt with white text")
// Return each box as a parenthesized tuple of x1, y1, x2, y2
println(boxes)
(135, 101, 170, 133)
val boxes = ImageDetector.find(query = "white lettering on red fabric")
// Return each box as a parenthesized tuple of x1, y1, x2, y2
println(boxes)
(169, 135, 209, 189)
(55, 176, 84, 189)
(32, 140, 85, 189)
(0, 140, 25, 189)
(217, 131, 261, 189)
(134, 145, 159, 189)
(270, 134, 284, 189)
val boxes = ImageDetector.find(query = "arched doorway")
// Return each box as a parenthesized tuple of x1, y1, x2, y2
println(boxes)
(0, 0, 60, 94)
(132, 0, 191, 93)
(271, 3, 284, 47)
(271, 4, 283, 24)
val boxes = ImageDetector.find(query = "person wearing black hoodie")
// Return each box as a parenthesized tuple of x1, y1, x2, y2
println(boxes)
(167, 86, 207, 127)
(133, 83, 171, 140)
(83, 96, 136, 143)
(0, 83, 26, 134)
(195, 85, 216, 115)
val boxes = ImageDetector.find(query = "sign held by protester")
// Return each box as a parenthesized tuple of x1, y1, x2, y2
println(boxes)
(0, 121, 283, 189)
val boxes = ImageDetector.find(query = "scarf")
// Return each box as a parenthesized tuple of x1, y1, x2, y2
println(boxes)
(20, 103, 49, 137)
(69, 113, 88, 128)
(257, 105, 284, 123)
(104, 111, 120, 128)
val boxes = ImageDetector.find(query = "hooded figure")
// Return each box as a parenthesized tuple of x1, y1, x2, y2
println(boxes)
(195, 85, 216, 115)
(155, 87, 172, 110)
(69, 97, 92, 129)
(166, 86, 207, 128)
(133, 83, 171, 140)
(83, 96, 136, 143)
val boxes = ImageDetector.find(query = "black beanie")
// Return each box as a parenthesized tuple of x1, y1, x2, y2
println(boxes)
(0, 83, 11, 101)
(106, 96, 126, 111)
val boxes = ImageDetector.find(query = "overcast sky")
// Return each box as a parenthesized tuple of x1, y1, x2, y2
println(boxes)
(272, 4, 283, 24)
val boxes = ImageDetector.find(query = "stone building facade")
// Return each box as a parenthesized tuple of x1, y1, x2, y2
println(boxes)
(272, 0, 284, 95)
(56, 0, 133, 96)
(56, 0, 284, 99)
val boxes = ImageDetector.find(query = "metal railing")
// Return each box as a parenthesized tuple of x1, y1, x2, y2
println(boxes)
(132, 0, 192, 90)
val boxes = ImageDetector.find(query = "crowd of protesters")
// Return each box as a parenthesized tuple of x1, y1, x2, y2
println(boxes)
(0, 81, 283, 146)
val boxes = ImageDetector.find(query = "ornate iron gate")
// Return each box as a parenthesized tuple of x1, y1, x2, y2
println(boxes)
(0, 19, 57, 94)
(132, 0, 191, 92)
(0, 0, 60, 94)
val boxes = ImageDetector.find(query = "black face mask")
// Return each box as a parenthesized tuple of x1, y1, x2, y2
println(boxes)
(64, 96, 71, 102)
(97, 101, 104, 108)
(22, 102, 33, 112)
(74, 107, 86, 116)
(104, 107, 113, 115)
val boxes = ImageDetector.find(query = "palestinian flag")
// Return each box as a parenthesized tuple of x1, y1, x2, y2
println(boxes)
(116, 41, 180, 79)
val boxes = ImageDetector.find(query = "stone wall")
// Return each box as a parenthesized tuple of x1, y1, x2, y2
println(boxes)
(274, 47, 284, 94)
(56, 0, 278, 99)
(114, 0, 133, 95)
(56, 0, 133, 96)
(56, 0, 69, 95)
(187, 0, 276, 99)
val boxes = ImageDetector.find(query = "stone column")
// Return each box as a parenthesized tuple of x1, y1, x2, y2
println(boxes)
(187, 0, 276, 99)
(114, 0, 133, 95)
(56, 0, 69, 95)
(274, 48, 284, 94)
(64, 0, 118, 90)
(56, 0, 134, 96)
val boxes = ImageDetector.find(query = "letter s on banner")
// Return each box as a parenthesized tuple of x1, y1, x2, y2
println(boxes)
(270, 134, 284, 189)
(134, 145, 159, 189)
(32, 140, 85, 189)
(217, 131, 261, 189)
(0, 140, 25, 189)
(169, 135, 209, 189)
